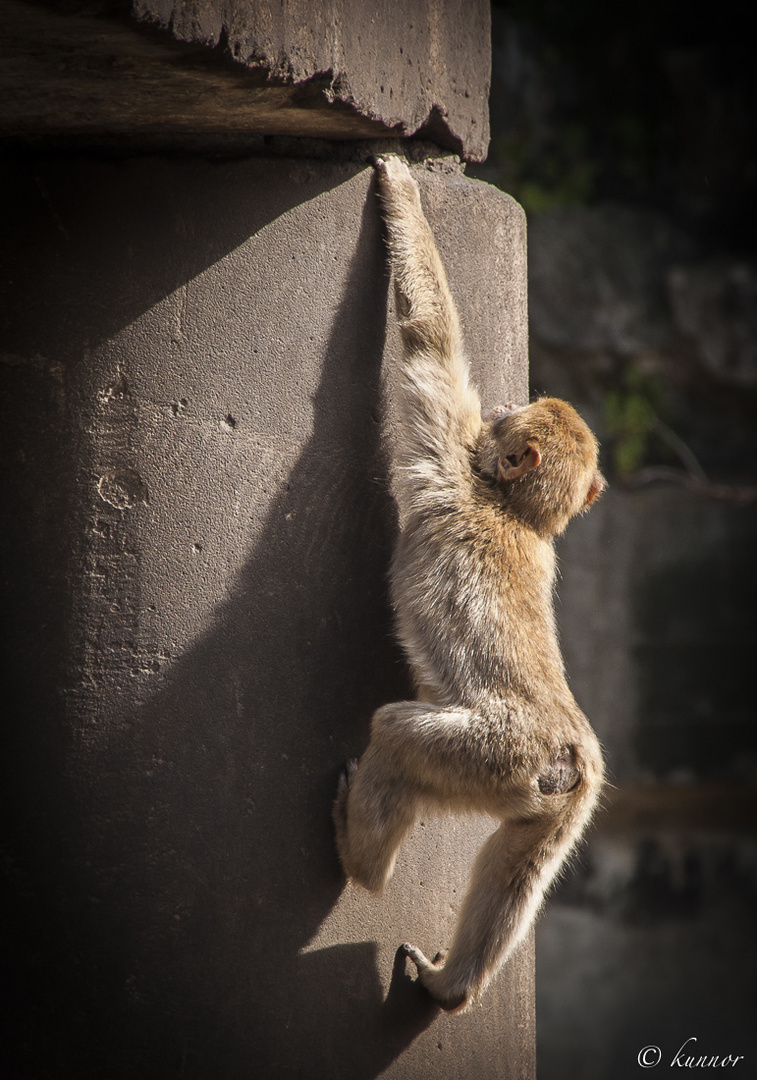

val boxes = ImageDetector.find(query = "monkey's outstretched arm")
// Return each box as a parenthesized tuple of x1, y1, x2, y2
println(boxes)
(375, 157, 483, 506)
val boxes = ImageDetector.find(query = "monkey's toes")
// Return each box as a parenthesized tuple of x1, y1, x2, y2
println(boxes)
(403, 944, 468, 1012)
(333, 760, 358, 840)
(404, 944, 446, 970)
(402, 942, 433, 973)
(334, 760, 357, 812)
(339, 759, 358, 789)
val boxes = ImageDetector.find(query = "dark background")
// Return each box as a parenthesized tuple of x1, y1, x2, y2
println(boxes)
(476, 2, 757, 1076)
(1, 1, 755, 1076)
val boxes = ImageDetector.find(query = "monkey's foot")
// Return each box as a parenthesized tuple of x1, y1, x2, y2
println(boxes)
(402, 943, 469, 1013)
(337, 758, 358, 798)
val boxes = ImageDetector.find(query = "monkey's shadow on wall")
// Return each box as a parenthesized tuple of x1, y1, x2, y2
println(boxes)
(1, 156, 439, 1079)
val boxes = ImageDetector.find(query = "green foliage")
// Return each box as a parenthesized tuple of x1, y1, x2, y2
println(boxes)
(604, 364, 665, 477)
(489, 127, 598, 216)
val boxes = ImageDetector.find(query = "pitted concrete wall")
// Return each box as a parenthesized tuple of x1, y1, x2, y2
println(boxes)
(0, 156, 532, 1078)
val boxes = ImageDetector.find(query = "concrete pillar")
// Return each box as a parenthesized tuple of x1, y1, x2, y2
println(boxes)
(1, 4, 533, 1078)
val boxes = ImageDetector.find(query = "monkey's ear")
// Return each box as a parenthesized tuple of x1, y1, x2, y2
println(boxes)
(497, 442, 541, 482)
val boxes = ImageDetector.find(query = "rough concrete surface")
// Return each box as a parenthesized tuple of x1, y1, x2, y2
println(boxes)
(1, 0, 490, 159)
(0, 155, 531, 1078)
(133, 0, 491, 158)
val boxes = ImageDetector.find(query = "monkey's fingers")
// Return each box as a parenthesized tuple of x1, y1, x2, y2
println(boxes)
(375, 155, 416, 192)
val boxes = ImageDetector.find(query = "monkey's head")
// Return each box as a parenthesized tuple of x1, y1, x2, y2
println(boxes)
(478, 398, 605, 536)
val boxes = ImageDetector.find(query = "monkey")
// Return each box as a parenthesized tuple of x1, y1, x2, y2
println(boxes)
(333, 155, 606, 1013)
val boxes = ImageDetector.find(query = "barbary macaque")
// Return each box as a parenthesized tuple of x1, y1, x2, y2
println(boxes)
(334, 156, 605, 1012)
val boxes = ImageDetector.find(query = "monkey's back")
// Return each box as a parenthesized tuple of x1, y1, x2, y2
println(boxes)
(390, 495, 566, 713)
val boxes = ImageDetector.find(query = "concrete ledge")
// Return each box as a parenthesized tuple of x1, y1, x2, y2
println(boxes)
(0, 0, 490, 159)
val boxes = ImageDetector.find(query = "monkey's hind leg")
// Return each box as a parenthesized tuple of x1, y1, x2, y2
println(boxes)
(404, 770, 602, 1011)
(333, 745, 419, 894)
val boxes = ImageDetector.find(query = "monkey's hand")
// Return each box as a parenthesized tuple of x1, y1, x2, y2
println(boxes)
(402, 943, 469, 1013)
(374, 154, 417, 187)
(374, 156, 423, 220)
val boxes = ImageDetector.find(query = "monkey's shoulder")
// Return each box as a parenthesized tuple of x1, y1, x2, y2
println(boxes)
(405, 495, 552, 573)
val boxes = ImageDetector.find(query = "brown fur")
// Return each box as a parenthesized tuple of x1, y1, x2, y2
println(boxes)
(333, 156, 606, 1012)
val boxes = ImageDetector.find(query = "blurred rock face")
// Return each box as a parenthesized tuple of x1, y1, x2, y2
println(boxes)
(525, 181, 757, 1080)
